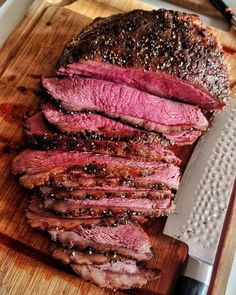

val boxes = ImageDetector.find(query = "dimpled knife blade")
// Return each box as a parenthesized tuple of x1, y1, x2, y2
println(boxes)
(164, 97, 236, 265)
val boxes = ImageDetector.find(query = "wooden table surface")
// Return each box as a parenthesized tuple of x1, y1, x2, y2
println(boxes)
(0, 1, 235, 294)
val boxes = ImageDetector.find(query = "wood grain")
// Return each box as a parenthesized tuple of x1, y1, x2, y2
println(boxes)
(0, 0, 235, 295)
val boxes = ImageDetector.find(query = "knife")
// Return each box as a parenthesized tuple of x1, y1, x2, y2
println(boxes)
(164, 97, 236, 295)
(209, 0, 236, 29)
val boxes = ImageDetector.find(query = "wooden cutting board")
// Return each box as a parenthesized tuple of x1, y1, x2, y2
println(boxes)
(0, 0, 235, 294)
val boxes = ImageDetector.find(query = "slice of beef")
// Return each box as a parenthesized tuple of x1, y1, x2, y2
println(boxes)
(42, 77, 208, 133)
(52, 245, 160, 289)
(28, 197, 153, 260)
(57, 9, 229, 109)
(13, 149, 179, 190)
(39, 186, 174, 200)
(48, 223, 154, 261)
(51, 245, 120, 265)
(26, 197, 146, 230)
(25, 112, 181, 164)
(41, 101, 142, 138)
(43, 197, 176, 218)
(26, 209, 109, 230)
(165, 129, 201, 145)
(20, 162, 180, 190)
(71, 260, 160, 289)
(48, 164, 180, 191)
(12, 149, 171, 176)
(41, 102, 201, 145)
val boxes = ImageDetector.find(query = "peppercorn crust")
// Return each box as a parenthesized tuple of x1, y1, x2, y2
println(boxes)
(58, 9, 230, 102)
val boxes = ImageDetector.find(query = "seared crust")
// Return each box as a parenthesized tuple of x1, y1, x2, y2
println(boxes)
(58, 9, 229, 102)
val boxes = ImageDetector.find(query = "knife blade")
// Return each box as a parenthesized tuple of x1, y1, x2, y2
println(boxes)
(164, 97, 236, 294)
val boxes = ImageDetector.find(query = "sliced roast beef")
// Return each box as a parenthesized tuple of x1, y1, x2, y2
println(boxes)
(71, 260, 159, 289)
(13, 150, 180, 190)
(43, 197, 175, 218)
(26, 209, 110, 230)
(51, 245, 120, 265)
(42, 77, 208, 133)
(41, 102, 201, 145)
(20, 162, 180, 190)
(39, 186, 174, 200)
(29, 198, 152, 260)
(52, 245, 160, 289)
(57, 10, 229, 109)
(47, 164, 180, 191)
(41, 103, 172, 145)
(26, 197, 146, 230)
(25, 113, 181, 164)
(48, 223, 153, 261)
(12, 149, 171, 176)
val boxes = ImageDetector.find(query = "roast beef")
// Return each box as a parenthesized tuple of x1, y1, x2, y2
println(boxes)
(12, 149, 171, 177)
(27, 199, 152, 261)
(57, 9, 229, 110)
(12, 149, 181, 189)
(41, 102, 201, 145)
(48, 224, 153, 261)
(25, 113, 181, 164)
(42, 77, 208, 133)
(42, 197, 175, 218)
(51, 245, 120, 265)
(53, 245, 160, 289)
(71, 260, 159, 289)
(26, 197, 146, 230)
(47, 164, 180, 191)
(39, 186, 174, 200)
(20, 162, 180, 190)
(26, 209, 114, 229)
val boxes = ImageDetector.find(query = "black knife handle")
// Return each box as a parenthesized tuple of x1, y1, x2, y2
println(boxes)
(209, 0, 233, 24)
(174, 275, 208, 295)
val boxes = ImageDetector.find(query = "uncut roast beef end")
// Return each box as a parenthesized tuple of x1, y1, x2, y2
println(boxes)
(42, 77, 208, 133)
(57, 9, 229, 110)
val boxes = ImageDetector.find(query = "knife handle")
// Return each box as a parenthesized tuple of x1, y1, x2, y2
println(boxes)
(173, 256, 213, 295)
(174, 275, 208, 295)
